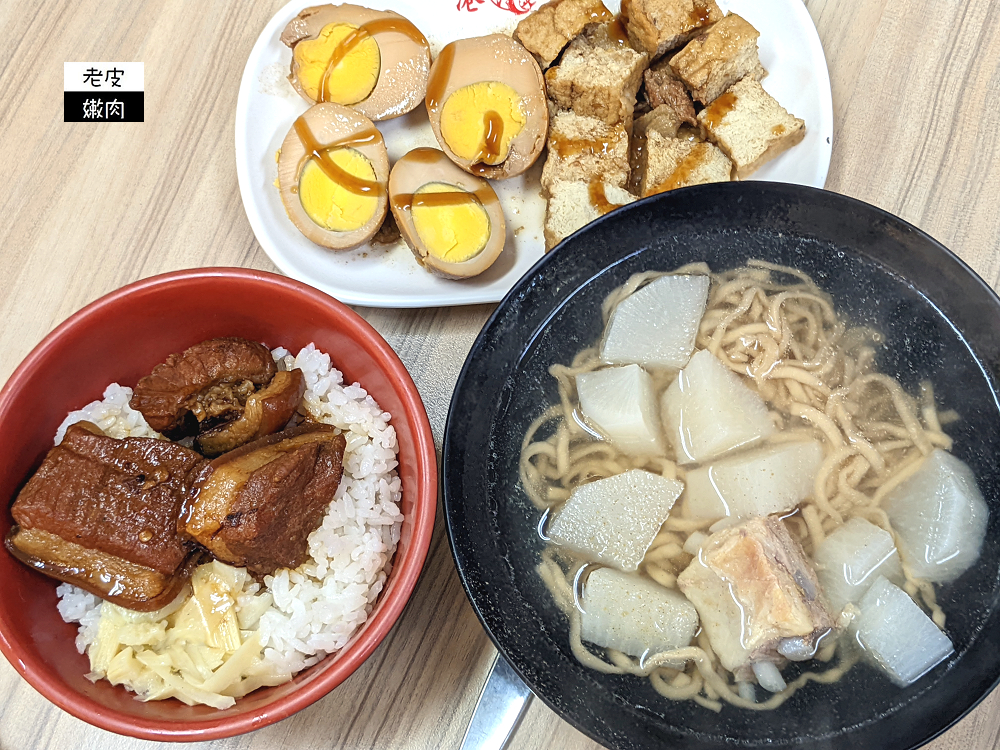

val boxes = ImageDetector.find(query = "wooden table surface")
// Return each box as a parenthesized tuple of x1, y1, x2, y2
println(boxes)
(1, 0, 999, 748)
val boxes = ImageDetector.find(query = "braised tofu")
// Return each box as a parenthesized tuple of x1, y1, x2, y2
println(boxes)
(514, 0, 615, 68)
(621, 0, 722, 59)
(639, 129, 733, 196)
(544, 179, 637, 250)
(697, 76, 805, 178)
(545, 25, 649, 126)
(541, 111, 632, 193)
(669, 13, 766, 105)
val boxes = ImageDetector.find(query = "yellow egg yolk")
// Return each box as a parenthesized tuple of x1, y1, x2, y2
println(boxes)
(298, 148, 379, 232)
(440, 82, 525, 165)
(410, 182, 491, 263)
(294, 23, 380, 104)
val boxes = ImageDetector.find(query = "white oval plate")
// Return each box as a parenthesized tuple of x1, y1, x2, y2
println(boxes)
(235, 0, 833, 308)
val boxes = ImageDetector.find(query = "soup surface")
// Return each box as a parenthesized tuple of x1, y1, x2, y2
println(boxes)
(518, 262, 990, 711)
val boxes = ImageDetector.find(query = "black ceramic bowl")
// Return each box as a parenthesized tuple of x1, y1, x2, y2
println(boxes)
(443, 183, 1000, 750)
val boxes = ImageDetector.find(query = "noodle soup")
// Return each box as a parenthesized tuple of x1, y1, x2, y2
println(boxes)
(520, 262, 989, 711)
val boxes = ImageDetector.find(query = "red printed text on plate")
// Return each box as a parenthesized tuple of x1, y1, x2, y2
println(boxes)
(457, 0, 536, 14)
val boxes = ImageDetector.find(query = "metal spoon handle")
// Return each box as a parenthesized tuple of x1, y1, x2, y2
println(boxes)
(460, 653, 534, 750)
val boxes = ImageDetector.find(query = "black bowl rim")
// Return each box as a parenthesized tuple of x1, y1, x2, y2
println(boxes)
(443, 182, 1000, 750)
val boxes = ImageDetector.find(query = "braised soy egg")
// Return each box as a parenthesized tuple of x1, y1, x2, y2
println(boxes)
(388, 148, 506, 279)
(277, 102, 389, 250)
(281, 4, 431, 121)
(425, 35, 548, 180)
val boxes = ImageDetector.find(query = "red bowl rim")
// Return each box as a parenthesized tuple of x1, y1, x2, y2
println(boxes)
(0, 267, 438, 741)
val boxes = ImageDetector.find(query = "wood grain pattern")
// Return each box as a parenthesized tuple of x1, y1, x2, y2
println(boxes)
(0, 0, 999, 748)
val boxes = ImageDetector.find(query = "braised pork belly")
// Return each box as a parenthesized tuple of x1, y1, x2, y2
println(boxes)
(6, 423, 207, 611)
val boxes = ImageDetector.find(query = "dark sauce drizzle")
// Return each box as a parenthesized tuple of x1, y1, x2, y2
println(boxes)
(477, 111, 504, 165)
(426, 43, 507, 169)
(293, 116, 385, 197)
(425, 42, 456, 111)
(587, 180, 625, 216)
(318, 17, 429, 103)
(390, 149, 499, 214)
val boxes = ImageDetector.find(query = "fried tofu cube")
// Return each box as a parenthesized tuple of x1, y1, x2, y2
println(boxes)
(631, 105, 685, 187)
(541, 110, 632, 193)
(639, 129, 732, 196)
(697, 76, 805, 178)
(621, 0, 722, 59)
(642, 58, 697, 125)
(545, 26, 649, 126)
(513, 0, 615, 69)
(677, 517, 834, 673)
(544, 179, 636, 250)
(669, 13, 766, 105)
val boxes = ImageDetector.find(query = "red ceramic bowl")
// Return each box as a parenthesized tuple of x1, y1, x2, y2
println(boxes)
(0, 268, 437, 741)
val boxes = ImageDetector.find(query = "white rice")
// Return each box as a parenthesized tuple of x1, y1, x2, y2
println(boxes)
(55, 343, 403, 680)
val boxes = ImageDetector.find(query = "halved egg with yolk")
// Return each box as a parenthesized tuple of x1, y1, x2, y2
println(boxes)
(426, 35, 548, 180)
(281, 4, 431, 121)
(389, 148, 506, 278)
(277, 102, 389, 250)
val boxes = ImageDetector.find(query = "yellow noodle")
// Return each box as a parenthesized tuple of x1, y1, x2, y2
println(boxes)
(646, 564, 677, 589)
(854, 374, 934, 454)
(802, 504, 826, 548)
(645, 542, 684, 562)
(871, 453, 926, 505)
(790, 402, 844, 447)
(938, 409, 960, 425)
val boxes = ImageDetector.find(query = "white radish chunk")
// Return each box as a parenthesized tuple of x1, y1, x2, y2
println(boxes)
(752, 661, 787, 692)
(683, 530, 708, 556)
(854, 576, 953, 686)
(580, 567, 698, 658)
(661, 349, 775, 464)
(600, 274, 710, 369)
(883, 449, 988, 583)
(813, 517, 903, 613)
(549, 469, 684, 571)
(576, 365, 664, 456)
(683, 441, 824, 520)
